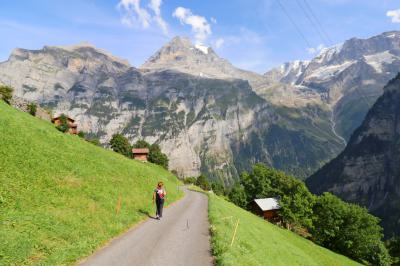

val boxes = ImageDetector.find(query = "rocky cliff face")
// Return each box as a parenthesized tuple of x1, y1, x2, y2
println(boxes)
(1, 32, 399, 183)
(0, 37, 344, 182)
(307, 74, 400, 236)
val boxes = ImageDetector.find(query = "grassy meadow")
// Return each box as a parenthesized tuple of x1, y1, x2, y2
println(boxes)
(0, 101, 182, 265)
(208, 194, 361, 266)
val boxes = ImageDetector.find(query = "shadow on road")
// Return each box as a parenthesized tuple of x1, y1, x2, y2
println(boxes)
(138, 209, 158, 220)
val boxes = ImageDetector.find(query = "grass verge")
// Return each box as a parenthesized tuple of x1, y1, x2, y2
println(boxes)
(0, 101, 183, 265)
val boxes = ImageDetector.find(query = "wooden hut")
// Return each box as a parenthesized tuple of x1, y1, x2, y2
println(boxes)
(132, 148, 149, 161)
(51, 116, 78, 135)
(251, 197, 281, 222)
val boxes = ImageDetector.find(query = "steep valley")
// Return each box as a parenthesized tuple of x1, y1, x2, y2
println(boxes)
(1, 31, 400, 183)
(307, 74, 400, 237)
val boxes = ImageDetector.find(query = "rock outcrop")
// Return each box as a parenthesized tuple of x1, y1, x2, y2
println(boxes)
(10, 96, 51, 121)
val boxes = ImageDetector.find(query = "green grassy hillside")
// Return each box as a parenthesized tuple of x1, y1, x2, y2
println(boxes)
(0, 101, 182, 265)
(208, 194, 361, 266)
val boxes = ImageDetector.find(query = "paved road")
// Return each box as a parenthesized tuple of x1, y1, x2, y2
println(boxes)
(79, 188, 213, 266)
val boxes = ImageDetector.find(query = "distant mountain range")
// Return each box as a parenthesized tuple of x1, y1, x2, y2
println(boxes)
(1, 31, 399, 184)
(307, 73, 400, 237)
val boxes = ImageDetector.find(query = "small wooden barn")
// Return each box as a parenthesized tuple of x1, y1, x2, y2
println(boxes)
(51, 116, 78, 135)
(132, 148, 149, 161)
(251, 197, 281, 222)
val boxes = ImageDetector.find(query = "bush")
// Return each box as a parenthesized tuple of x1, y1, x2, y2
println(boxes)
(386, 237, 400, 266)
(133, 139, 150, 149)
(211, 181, 225, 196)
(311, 193, 391, 266)
(27, 103, 37, 116)
(195, 175, 210, 191)
(228, 183, 247, 208)
(183, 177, 197, 184)
(78, 131, 85, 138)
(110, 133, 132, 157)
(148, 144, 169, 169)
(0, 85, 13, 104)
(56, 114, 69, 133)
(87, 138, 101, 146)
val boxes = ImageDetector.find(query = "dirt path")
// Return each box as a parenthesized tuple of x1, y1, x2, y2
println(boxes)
(78, 188, 213, 266)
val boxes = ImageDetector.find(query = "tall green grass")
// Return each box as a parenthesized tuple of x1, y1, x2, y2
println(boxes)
(0, 101, 182, 265)
(208, 194, 361, 266)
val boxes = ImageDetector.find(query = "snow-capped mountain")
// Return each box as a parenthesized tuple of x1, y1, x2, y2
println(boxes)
(264, 31, 400, 140)
(141, 36, 267, 87)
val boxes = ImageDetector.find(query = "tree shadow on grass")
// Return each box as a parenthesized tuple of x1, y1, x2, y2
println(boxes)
(138, 209, 158, 220)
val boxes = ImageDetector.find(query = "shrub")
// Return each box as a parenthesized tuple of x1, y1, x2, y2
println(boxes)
(109, 133, 132, 157)
(133, 139, 150, 148)
(148, 144, 169, 169)
(228, 183, 247, 208)
(0, 85, 13, 104)
(78, 131, 85, 138)
(211, 181, 225, 196)
(87, 138, 101, 146)
(183, 177, 197, 184)
(195, 175, 210, 191)
(386, 237, 400, 266)
(56, 114, 69, 133)
(27, 103, 37, 116)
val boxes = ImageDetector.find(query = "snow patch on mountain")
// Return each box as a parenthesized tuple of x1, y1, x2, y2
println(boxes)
(363, 51, 398, 73)
(307, 60, 355, 81)
(315, 43, 344, 63)
(195, 44, 209, 54)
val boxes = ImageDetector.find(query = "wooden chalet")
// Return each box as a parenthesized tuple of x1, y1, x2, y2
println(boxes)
(132, 148, 149, 161)
(51, 116, 78, 135)
(251, 197, 281, 222)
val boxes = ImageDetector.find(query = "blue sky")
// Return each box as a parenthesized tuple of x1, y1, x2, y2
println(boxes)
(0, 0, 399, 73)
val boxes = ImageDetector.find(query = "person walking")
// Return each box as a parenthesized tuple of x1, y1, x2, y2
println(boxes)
(153, 182, 166, 220)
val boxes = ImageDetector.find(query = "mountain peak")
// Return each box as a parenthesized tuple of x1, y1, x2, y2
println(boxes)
(140, 36, 221, 74)
(142, 36, 214, 68)
(168, 36, 193, 47)
(140, 36, 266, 86)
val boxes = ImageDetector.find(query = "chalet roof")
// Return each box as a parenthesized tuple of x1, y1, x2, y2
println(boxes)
(52, 116, 75, 123)
(254, 197, 281, 211)
(132, 148, 149, 154)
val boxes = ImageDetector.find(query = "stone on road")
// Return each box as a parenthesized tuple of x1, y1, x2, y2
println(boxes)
(79, 188, 213, 266)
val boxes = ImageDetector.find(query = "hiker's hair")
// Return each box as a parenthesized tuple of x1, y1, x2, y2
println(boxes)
(158, 181, 164, 187)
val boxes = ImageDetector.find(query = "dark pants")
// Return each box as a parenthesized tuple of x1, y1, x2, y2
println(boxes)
(156, 199, 164, 217)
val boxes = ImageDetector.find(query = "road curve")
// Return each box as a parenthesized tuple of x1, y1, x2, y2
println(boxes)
(78, 188, 213, 266)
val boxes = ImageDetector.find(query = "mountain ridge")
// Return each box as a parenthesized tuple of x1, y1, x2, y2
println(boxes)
(1, 31, 399, 182)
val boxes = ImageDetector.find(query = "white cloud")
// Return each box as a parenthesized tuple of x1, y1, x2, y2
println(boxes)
(172, 7, 211, 43)
(148, 0, 168, 34)
(307, 44, 326, 54)
(118, 0, 150, 28)
(117, 0, 168, 34)
(210, 17, 217, 24)
(215, 38, 224, 49)
(387, 9, 400, 23)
